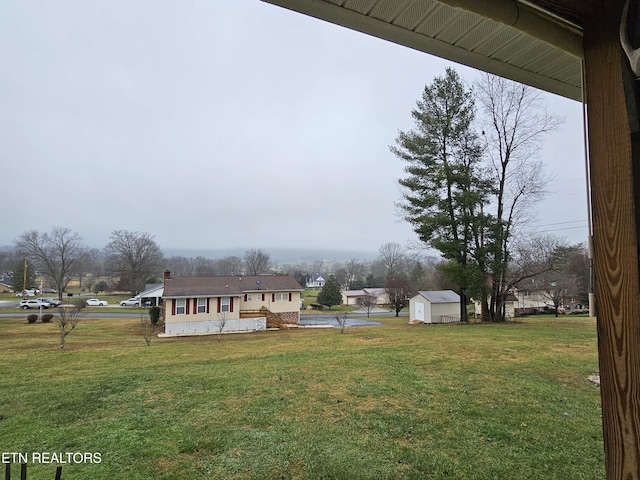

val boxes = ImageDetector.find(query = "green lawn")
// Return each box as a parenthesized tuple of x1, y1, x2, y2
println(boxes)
(0, 315, 603, 479)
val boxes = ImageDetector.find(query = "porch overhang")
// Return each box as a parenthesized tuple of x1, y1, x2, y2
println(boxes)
(262, 0, 584, 101)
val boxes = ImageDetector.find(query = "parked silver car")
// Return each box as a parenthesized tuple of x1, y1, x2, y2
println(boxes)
(120, 298, 140, 307)
(20, 299, 50, 309)
(37, 297, 61, 307)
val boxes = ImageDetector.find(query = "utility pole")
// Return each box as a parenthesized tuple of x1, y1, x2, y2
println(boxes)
(22, 258, 27, 298)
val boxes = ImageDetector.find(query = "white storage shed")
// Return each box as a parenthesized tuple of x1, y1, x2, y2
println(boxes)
(409, 290, 460, 324)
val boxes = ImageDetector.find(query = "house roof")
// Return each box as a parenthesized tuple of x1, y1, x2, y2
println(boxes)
(163, 275, 304, 298)
(364, 288, 386, 296)
(505, 293, 519, 302)
(342, 287, 387, 297)
(262, 0, 583, 101)
(417, 290, 460, 303)
(137, 284, 164, 298)
(343, 289, 366, 297)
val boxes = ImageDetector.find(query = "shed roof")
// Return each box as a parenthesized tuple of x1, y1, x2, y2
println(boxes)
(417, 290, 460, 303)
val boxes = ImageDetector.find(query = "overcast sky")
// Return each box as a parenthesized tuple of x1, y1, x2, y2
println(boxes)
(0, 1, 589, 255)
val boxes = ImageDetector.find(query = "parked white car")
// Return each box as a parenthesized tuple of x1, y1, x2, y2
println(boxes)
(86, 298, 108, 306)
(120, 298, 139, 307)
(20, 299, 50, 309)
(16, 289, 36, 297)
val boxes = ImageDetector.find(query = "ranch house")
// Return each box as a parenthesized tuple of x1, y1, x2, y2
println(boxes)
(161, 271, 303, 336)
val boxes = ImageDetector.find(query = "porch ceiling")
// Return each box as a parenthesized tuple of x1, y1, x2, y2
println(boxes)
(261, 0, 584, 101)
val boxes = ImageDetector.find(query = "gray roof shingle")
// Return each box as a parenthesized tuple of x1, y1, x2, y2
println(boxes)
(163, 275, 303, 298)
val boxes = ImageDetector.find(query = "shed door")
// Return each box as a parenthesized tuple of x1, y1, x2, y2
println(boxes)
(415, 302, 425, 322)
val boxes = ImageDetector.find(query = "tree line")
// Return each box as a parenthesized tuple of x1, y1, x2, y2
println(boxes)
(1, 226, 587, 318)
(1, 228, 278, 298)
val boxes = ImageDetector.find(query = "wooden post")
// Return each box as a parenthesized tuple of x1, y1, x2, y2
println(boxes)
(583, 1, 640, 478)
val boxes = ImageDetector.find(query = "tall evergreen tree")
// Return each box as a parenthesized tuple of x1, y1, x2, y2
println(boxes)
(317, 275, 342, 309)
(392, 68, 493, 322)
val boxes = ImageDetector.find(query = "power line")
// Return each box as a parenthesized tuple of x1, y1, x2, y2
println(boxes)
(536, 225, 589, 233)
(531, 219, 588, 228)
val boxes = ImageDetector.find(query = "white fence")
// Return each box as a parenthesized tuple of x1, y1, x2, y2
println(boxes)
(439, 315, 461, 324)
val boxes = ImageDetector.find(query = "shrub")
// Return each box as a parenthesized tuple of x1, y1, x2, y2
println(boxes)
(74, 298, 87, 308)
(93, 280, 108, 294)
(148, 306, 161, 326)
(41, 314, 54, 323)
(27, 314, 38, 324)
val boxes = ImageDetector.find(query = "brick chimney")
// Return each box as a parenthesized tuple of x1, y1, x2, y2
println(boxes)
(163, 270, 171, 283)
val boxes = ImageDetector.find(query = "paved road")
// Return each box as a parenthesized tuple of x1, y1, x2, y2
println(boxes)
(0, 305, 403, 327)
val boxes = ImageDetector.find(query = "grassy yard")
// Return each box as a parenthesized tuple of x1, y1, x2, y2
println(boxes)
(0, 315, 603, 479)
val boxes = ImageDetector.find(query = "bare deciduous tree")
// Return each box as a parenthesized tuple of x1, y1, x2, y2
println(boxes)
(165, 256, 195, 276)
(385, 275, 412, 317)
(77, 248, 103, 292)
(215, 311, 228, 342)
(193, 256, 217, 276)
(15, 227, 85, 300)
(376, 242, 406, 279)
(360, 294, 377, 318)
(539, 271, 579, 317)
(215, 256, 243, 276)
(54, 301, 84, 348)
(475, 74, 564, 321)
(335, 312, 348, 333)
(141, 314, 153, 346)
(105, 230, 164, 295)
(244, 249, 271, 275)
(344, 258, 365, 289)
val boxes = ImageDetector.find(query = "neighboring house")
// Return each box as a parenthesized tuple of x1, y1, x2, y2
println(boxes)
(341, 288, 389, 306)
(511, 289, 586, 315)
(136, 283, 164, 307)
(473, 293, 519, 318)
(409, 290, 460, 324)
(161, 271, 304, 336)
(306, 275, 325, 289)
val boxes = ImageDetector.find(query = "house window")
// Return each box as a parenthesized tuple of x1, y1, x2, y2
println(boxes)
(274, 293, 289, 302)
(221, 297, 230, 313)
(176, 299, 186, 315)
(246, 294, 252, 302)
(197, 298, 207, 314)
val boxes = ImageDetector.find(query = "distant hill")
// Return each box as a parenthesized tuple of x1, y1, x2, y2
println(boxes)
(0, 244, 379, 267)
(162, 247, 378, 265)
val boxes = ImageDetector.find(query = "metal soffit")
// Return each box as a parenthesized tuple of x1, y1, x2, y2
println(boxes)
(262, 0, 583, 101)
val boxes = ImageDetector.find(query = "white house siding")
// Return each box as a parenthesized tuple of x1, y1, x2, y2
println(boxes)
(410, 296, 432, 323)
(431, 303, 459, 323)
